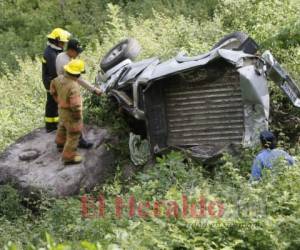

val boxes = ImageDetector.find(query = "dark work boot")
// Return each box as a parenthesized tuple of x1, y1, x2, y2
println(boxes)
(78, 135, 93, 149)
(46, 122, 58, 133)
(57, 144, 64, 152)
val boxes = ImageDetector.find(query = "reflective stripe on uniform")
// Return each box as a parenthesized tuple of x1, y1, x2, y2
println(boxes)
(45, 117, 59, 123)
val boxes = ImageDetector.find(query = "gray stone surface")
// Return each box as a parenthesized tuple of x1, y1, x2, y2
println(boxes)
(0, 126, 117, 197)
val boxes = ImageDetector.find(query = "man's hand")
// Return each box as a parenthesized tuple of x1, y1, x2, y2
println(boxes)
(94, 88, 102, 96)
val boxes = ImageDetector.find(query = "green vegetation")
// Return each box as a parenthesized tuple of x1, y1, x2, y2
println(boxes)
(0, 0, 218, 73)
(1, 0, 300, 249)
(1, 151, 300, 249)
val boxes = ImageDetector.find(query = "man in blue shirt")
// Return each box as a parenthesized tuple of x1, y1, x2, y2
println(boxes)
(251, 131, 294, 180)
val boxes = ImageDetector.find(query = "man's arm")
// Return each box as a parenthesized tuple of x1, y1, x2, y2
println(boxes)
(284, 152, 295, 165)
(49, 79, 58, 102)
(42, 50, 57, 90)
(42, 51, 57, 90)
(251, 157, 263, 181)
(78, 77, 102, 95)
(69, 88, 82, 120)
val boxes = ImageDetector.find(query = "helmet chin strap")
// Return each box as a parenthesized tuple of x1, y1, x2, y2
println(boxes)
(47, 41, 63, 51)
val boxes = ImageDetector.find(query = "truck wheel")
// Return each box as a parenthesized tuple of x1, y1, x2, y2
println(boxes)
(100, 38, 141, 72)
(212, 32, 259, 54)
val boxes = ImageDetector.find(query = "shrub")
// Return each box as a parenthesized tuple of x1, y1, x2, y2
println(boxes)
(0, 185, 24, 220)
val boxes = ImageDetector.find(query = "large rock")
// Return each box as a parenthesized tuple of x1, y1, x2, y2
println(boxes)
(0, 126, 117, 197)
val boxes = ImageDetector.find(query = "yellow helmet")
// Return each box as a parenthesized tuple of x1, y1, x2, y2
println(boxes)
(64, 59, 85, 75)
(47, 28, 71, 43)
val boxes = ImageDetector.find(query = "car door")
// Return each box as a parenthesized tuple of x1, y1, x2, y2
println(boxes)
(262, 51, 300, 107)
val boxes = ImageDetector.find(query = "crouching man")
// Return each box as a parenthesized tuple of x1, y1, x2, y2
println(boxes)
(250, 131, 294, 181)
(50, 59, 85, 164)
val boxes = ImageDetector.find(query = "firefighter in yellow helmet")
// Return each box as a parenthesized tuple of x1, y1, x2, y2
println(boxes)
(50, 59, 85, 164)
(42, 28, 71, 133)
(56, 38, 101, 149)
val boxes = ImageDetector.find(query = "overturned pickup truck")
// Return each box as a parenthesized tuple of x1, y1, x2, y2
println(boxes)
(96, 32, 300, 160)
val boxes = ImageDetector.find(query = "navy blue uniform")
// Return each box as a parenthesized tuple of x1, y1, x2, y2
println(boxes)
(42, 45, 62, 131)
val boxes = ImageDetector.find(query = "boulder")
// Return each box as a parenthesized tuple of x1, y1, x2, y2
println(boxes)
(0, 126, 117, 197)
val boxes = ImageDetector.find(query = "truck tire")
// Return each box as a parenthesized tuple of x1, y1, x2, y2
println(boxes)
(100, 38, 141, 72)
(213, 32, 248, 49)
(212, 32, 259, 54)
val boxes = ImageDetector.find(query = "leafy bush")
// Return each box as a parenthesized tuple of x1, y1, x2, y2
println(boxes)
(1, 151, 300, 249)
(0, 0, 220, 74)
(0, 185, 25, 220)
(0, 58, 44, 151)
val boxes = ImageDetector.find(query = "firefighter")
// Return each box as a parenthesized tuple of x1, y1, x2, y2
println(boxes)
(50, 59, 85, 164)
(42, 28, 70, 132)
(56, 38, 102, 149)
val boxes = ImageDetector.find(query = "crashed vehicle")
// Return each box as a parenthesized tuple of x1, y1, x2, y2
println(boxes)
(96, 32, 300, 160)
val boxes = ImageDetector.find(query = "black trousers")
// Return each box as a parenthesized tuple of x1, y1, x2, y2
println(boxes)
(45, 92, 59, 131)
